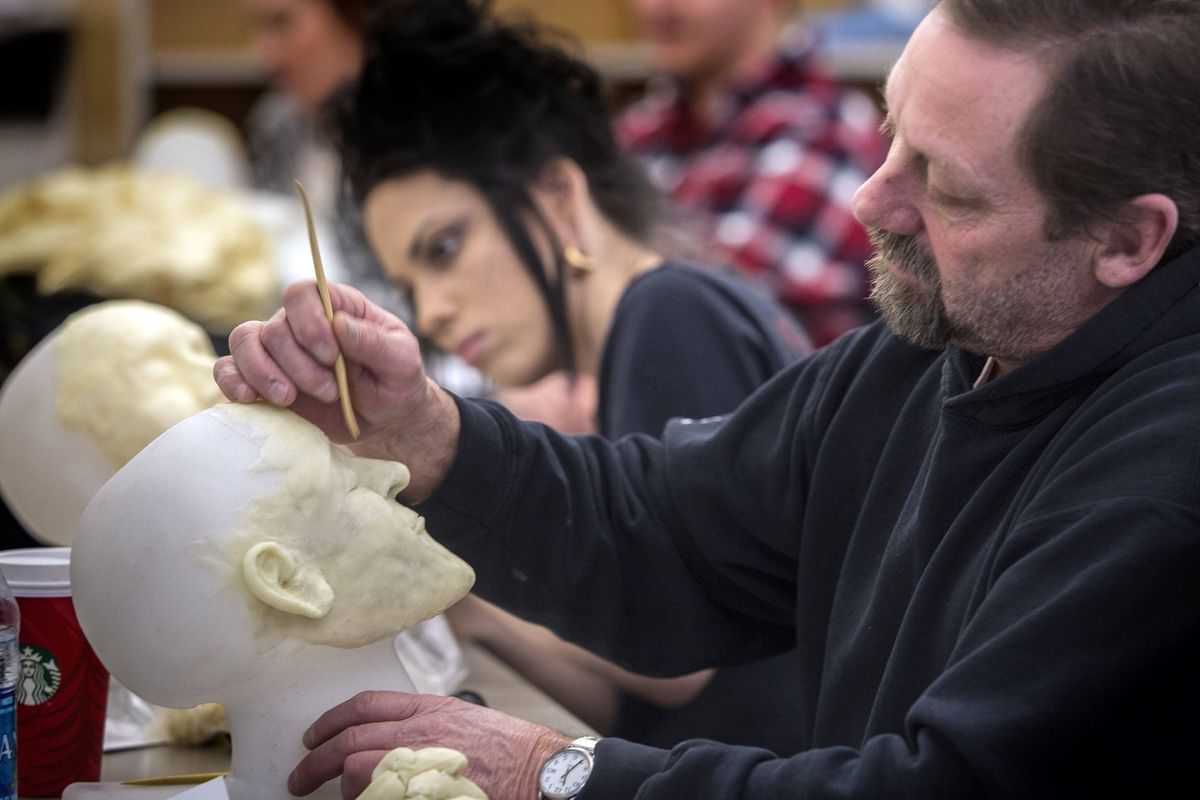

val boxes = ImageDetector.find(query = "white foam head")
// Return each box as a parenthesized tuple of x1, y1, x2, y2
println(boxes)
(0, 332, 114, 546)
(71, 404, 475, 799)
(0, 300, 220, 546)
(71, 403, 474, 708)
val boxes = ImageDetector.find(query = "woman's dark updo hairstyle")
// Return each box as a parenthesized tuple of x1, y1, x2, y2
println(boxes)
(330, 0, 661, 373)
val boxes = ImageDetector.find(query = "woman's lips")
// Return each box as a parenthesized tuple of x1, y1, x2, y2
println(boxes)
(454, 332, 486, 366)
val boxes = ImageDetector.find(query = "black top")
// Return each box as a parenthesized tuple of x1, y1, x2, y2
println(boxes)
(599, 261, 812, 751)
(422, 244, 1200, 798)
(597, 262, 810, 439)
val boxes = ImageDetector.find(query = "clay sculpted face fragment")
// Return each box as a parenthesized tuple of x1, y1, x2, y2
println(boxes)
(55, 300, 223, 469)
(212, 404, 475, 648)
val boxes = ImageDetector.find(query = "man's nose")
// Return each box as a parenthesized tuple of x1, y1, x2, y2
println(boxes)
(852, 163, 921, 237)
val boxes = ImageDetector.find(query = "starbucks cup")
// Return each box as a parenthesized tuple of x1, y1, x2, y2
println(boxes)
(0, 548, 108, 796)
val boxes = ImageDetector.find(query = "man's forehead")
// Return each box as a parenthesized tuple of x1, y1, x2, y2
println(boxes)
(880, 61, 984, 184)
(881, 8, 1050, 183)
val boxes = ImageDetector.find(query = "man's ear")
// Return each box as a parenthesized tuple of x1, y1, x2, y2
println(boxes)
(1093, 193, 1179, 289)
(241, 541, 334, 619)
(532, 158, 591, 247)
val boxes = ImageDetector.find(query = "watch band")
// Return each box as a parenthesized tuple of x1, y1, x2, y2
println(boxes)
(569, 735, 599, 756)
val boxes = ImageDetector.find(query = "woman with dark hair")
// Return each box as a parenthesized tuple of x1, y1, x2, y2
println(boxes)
(334, 0, 812, 753)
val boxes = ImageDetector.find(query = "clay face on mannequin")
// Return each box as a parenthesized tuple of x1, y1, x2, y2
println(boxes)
(54, 299, 223, 469)
(71, 403, 475, 799)
(0, 300, 221, 545)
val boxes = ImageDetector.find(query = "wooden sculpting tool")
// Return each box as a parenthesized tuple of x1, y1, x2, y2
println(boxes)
(295, 180, 360, 439)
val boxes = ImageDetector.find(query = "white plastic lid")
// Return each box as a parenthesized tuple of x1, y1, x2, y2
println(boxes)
(0, 547, 71, 597)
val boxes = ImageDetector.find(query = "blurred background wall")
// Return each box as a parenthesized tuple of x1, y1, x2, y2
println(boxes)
(0, 0, 895, 190)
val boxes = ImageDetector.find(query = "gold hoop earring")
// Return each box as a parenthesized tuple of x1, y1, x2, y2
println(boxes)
(563, 244, 596, 274)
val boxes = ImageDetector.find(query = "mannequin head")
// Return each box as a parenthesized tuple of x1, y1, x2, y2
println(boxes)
(55, 300, 223, 469)
(71, 403, 475, 710)
(0, 300, 222, 546)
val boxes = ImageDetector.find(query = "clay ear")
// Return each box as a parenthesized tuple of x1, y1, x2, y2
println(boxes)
(241, 542, 334, 619)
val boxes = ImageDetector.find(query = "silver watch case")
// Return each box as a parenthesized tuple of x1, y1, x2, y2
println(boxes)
(537, 736, 599, 799)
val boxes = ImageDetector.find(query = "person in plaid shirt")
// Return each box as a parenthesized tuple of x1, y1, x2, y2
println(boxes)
(618, 0, 888, 346)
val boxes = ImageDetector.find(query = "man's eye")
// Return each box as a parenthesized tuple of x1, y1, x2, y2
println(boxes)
(930, 188, 976, 209)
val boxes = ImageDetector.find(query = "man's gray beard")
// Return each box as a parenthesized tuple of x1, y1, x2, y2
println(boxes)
(866, 227, 954, 350)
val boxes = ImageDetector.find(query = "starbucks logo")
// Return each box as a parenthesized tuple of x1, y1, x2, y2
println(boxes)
(18, 645, 62, 706)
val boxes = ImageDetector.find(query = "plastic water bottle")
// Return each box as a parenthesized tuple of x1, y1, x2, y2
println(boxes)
(0, 568, 18, 800)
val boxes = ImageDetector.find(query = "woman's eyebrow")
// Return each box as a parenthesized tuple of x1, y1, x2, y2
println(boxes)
(408, 213, 465, 261)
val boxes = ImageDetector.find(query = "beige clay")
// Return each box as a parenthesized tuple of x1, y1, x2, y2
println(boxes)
(359, 747, 487, 800)
(55, 300, 223, 469)
(0, 165, 277, 332)
(211, 404, 475, 648)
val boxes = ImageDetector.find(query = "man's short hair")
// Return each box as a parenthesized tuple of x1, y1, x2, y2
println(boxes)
(941, 0, 1200, 263)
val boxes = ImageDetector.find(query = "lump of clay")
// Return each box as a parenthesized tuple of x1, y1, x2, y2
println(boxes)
(0, 164, 277, 332)
(359, 747, 487, 800)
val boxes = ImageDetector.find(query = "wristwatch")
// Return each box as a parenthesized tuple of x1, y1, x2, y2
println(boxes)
(537, 736, 600, 799)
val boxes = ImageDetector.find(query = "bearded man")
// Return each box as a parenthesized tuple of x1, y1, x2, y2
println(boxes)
(218, 0, 1200, 797)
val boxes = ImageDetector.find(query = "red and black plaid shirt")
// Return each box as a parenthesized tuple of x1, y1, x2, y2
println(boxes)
(618, 33, 887, 346)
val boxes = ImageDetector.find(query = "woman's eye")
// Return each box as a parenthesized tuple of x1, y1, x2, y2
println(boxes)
(426, 226, 464, 266)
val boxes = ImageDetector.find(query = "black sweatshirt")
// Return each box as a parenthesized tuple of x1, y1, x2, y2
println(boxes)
(421, 245, 1200, 798)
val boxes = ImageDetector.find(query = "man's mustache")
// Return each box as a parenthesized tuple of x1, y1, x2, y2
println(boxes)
(867, 227, 940, 284)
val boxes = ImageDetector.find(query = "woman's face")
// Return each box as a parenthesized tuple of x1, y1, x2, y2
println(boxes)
(364, 171, 560, 387)
(244, 0, 363, 111)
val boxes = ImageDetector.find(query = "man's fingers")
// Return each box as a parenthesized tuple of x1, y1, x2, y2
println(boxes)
(290, 720, 411, 796)
(303, 691, 432, 750)
(260, 310, 339, 404)
(342, 751, 389, 799)
(283, 282, 417, 399)
(326, 281, 400, 330)
(224, 319, 296, 406)
(282, 282, 343, 365)
(284, 281, 392, 362)
(332, 313, 420, 383)
(212, 356, 258, 403)
(225, 281, 431, 446)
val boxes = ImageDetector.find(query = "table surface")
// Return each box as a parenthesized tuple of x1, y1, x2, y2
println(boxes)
(35, 643, 595, 799)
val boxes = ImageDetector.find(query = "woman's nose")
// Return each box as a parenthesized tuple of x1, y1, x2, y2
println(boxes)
(413, 283, 454, 341)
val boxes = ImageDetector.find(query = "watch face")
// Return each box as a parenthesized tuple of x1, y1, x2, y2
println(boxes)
(539, 747, 592, 798)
